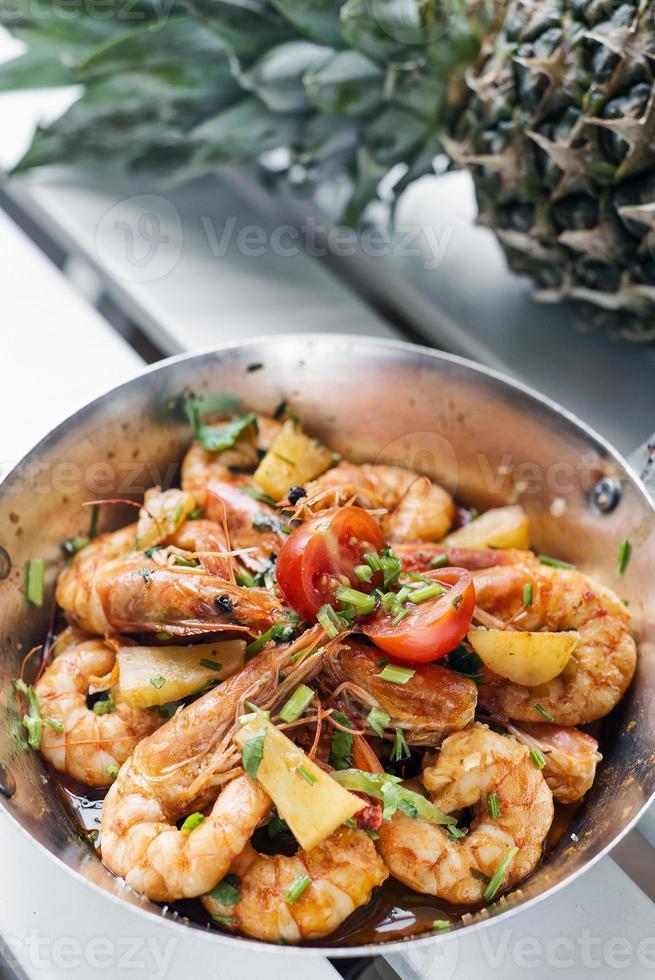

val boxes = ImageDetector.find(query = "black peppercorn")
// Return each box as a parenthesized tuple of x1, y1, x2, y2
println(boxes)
(287, 485, 307, 505)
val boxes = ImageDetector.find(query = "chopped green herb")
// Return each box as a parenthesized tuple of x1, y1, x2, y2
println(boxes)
(246, 620, 297, 657)
(367, 706, 390, 737)
(92, 694, 116, 715)
(538, 554, 574, 570)
(186, 398, 257, 453)
(617, 538, 632, 576)
(242, 728, 266, 779)
(266, 813, 289, 839)
(390, 727, 411, 763)
(285, 874, 311, 904)
(235, 570, 256, 588)
(430, 553, 449, 569)
(329, 710, 354, 771)
(534, 703, 553, 722)
(364, 828, 380, 840)
(137, 567, 154, 584)
(433, 920, 451, 931)
(247, 362, 264, 373)
(15, 679, 42, 750)
(158, 702, 178, 719)
(155, 630, 173, 642)
(316, 603, 343, 639)
(376, 664, 415, 685)
(279, 685, 314, 723)
(25, 558, 44, 607)
(487, 793, 501, 820)
(409, 584, 444, 606)
(296, 764, 317, 786)
(173, 554, 200, 568)
(211, 914, 237, 926)
(483, 846, 518, 902)
(446, 824, 467, 842)
(181, 812, 206, 832)
(88, 504, 100, 540)
(208, 872, 241, 906)
(61, 536, 90, 558)
(106, 764, 119, 781)
(199, 659, 222, 672)
(335, 584, 376, 616)
(530, 748, 547, 769)
(188, 507, 204, 520)
(374, 656, 388, 668)
(522, 582, 534, 606)
(354, 564, 373, 583)
(150, 676, 166, 689)
(332, 769, 456, 828)
(446, 645, 486, 684)
(44, 716, 63, 733)
(242, 486, 278, 508)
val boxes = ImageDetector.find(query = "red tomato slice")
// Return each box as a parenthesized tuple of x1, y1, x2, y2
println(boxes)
(276, 506, 385, 621)
(362, 568, 475, 663)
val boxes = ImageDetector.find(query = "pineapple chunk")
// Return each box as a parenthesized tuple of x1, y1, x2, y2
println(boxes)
(468, 628, 578, 687)
(253, 420, 334, 500)
(117, 639, 245, 708)
(234, 717, 364, 851)
(136, 487, 197, 550)
(445, 505, 530, 550)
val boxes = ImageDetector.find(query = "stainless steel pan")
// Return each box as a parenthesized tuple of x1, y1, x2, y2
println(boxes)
(1, 334, 654, 958)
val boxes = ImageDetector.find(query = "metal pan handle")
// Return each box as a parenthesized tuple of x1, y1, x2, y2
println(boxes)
(627, 436, 655, 501)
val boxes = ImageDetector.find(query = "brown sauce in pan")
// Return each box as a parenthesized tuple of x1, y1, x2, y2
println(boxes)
(54, 772, 587, 948)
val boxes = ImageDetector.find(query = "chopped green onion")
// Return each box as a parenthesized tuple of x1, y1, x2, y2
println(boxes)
(158, 702, 178, 719)
(392, 607, 410, 627)
(522, 582, 534, 607)
(617, 538, 632, 576)
(208, 872, 240, 906)
(188, 507, 204, 520)
(88, 503, 100, 540)
(44, 716, 63, 733)
(374, 656, 388, 668)
(173, 502, 184, 524)
(329, 710, 354, 770)
(483, 846, 518, 902)
(181, 812, 205, 832)
(390, 727, 411, 762)
(446, 645, 486, 684)
(242, 486, 278, 508)
(331, 769, 456, 828)
(365, 828, 380, 840)
(446, 824, 467, 841)
(430, 553, 450, 569)
(15, 679, 42, 749)
(433, 920, 451, 931)
(92, 694, 116, 715)
(538, 554, 574, 570)
(246, 620, 296, 657)
(316, 603, 346, 639)
(279, 685, 314, 723)
(410, 582, 445, 605)
(241, 728, 266, 779)
(235, 570, 256, 588)
(25, 558, 44, 607)
(61, 536, 90, 558)
(296, 764, 317, 786)
(354, 564, 373, 584)
(376, 664, 415, 685)
(530, 748, 547, 769)
(150, 676, 166, 689)
(267, 813, 289, 839)
(106, 764, 119, 781)
(367, 706, 390, 737)
(334, 584, 376, 616)
(487, 793, 501, 820)
(211, 914, 237, 926)
(534, 703, 553, 722)
(199, 659, 222, 672)
(285, 874, 311, 904)
(173, 554, 200, 568)
(343, 817, 357, 829)
(155, 630, 173, 642)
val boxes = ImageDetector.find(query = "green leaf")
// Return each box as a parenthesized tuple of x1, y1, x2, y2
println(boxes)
(0, 51, 72, 91)
(208, 871, 241, 906)
(191, 96, 302, 165)
(186, 398, 257, 452)
(329, 710, 354, 770)
(239, 40, 330, 112)
(270, 0, 344, 47)
(304, 49, 383, 117)
(182, 0, 292, 60)
(242, 727, 266, 779)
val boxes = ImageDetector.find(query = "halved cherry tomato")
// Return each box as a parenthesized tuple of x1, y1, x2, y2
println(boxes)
(276, 506, 385, 622)
(362, 568, 474, 663)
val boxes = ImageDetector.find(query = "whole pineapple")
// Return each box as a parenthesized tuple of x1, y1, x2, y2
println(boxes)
(454, 0, 655, 340)
(3, 0, 655, 338)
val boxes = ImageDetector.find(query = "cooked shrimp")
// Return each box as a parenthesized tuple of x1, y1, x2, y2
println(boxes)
(56, 537, 282, 637)
(101, 636, 325, 900)
(377, 723, 553, 904)
(508, 722, 602, 804)
(396, 542, 537, 573)
(305, 462, 454, 542)
(321, 638, 477, 744)
(35, 634, 159, 786)
(181, 415, 283, 505)
(473, 564, 637, 725)
(202, 825, 388, 942)
(204, 478, 283, 573)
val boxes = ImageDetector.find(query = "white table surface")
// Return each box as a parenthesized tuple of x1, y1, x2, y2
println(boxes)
(1, 31, 655, 980)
